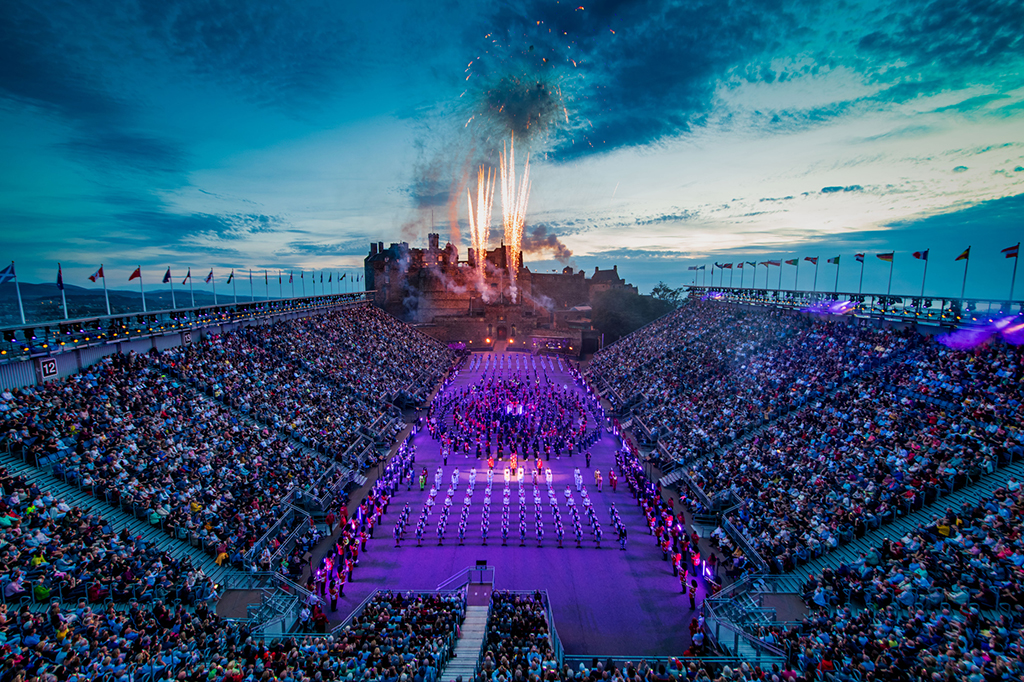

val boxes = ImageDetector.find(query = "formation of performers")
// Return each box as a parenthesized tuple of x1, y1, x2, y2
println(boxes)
(428, 358, 604, 464)
(401, 464, 609, 548)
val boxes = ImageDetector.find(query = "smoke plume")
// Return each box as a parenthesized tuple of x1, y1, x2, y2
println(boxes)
(521, 224, 573, 264)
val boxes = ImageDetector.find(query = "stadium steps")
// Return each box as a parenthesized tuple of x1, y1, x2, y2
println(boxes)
(790, 459, 1024, 578)
(0, 448, 235, 585)
(442, 605, 488, 682)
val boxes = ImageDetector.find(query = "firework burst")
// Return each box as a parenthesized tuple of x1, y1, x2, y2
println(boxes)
(466, 165, 496, 275)
(500, 135, 531, 285)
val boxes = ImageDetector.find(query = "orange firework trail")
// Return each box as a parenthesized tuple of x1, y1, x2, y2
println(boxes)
(499, 135, 531, 286)
(466, 165, 495, 274)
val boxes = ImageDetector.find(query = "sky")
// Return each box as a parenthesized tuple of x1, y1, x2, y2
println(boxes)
(1, 0, 1023, 301)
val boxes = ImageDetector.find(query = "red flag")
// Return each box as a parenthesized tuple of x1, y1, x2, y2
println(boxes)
(912, 250, 929, 261)
(88, 266, 104, 282)
(1003, 244, 1019, 259)
(129, 267, 141, 281)
(804, 257, 818, 265)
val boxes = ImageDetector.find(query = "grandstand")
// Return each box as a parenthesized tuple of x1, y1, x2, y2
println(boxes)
(1, 288, 1023, 682)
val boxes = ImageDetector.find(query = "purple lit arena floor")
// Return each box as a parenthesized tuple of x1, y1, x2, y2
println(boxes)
(327, 354, 709, 656)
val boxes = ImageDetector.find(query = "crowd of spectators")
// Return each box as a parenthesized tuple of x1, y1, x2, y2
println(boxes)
(590, 302, 917, 462)
(763, 483, 1024, 680)
(0, 465, 217, 610)
(0, 585, 466, 682)
(167, 307, 453, 458)
(478, 591, 558, 681)
(1, 351, 322, 564)
(690, 336, 1023, 574)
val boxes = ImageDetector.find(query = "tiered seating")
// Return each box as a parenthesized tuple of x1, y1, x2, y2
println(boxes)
(0, 583, 465, 682)
(167, 307, 453, 456)
(0, 466, 215, 608)
(591, 301, 916, 460)
(478, 591, 558, 680)
(1, 352, 317, 561)
(783, 485, 1024, 679)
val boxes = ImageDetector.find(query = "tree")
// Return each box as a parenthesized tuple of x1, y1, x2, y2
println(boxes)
(650, 281, 685, 308)
(591, 287, 675, 344)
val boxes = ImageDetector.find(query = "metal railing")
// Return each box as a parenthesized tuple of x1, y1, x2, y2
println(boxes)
(0, 291, 373, 365)
(437, 565, 496, 591)
(687, 285, 1022, 326)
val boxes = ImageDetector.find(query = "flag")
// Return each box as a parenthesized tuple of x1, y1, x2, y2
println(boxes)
(767, 260, 781, 266)
(955, 246, 970, 261)
(785, 259, 798, 266)
(759, 261, 768, 267)
(827, 256, 840, 265)
(736, 262, 743, 269)
(714, 262, 723, 269)
(687, 266, 699, 271)
(163, 268, 171, 284)
(855, 254, 864, 263)
(320, 272, 323, 283)
(265, 271, 269, 284)
(340, 273, 347, 281)
(722, 263, 732, 269)
(0, 263, 15, 284)
(226, 270, 234, 284)
(876, 252, 894, 263)
(57, 264, 64, 290)
(289, 272, 293, 283)
(129, 267, 141, 281)
(912, 250, 929, 261)
(804, 257, 818, 265)
(183, 268, 191, 284)
(746, 261, 756, 267)
(204, 269, 214, 284)
(1003, 244, 1019, 259)
(328, 273, 332, 282)
(696, 266, 705, 271)
(88, 266, 104, 282)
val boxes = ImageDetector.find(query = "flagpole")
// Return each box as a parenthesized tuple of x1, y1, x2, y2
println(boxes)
(795, 260, 800, 292)
(961, 249, 970, 300)
(1009, 242, 1020, 302)
(834, 260, 840, 294)
(12, 261, 26, 325)
(279, 272, 283, 299)
(265, 270, 269, 301)
(232, 272, 238, 304)
(138, 266, 147, 313)
(729, 267, 734, 289)
(920, 256, 928, 300)
(249, 269, 254, 303)
(189, 271, 195, 308)
(59, 263, 68, 320)
(169, 269, 177, 310)
(858, 259, 864, 296)
(291, 272, 295, 298)
(212, 269, 218, 305)
(813, 260, 818, 293)
(886, 257, 894, 296)
(301, 272, 305, 297)
(777, 263, 782, 291)
(101, 265, 111, 316)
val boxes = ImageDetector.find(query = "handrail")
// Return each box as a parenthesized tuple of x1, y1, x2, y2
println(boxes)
(722, 517, 768, 574)
(437, 565, 496, 591)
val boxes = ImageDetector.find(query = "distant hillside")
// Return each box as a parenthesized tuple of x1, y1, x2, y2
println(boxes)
(0, 282, 267, 326)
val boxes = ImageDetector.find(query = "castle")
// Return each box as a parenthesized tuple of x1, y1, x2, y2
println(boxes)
(364, 234, 636, 354)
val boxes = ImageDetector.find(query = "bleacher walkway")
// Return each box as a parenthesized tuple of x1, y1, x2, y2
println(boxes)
(761, 458, 1024, 595)
(0, 447, 237, 586)
(442, 605, 488, 682)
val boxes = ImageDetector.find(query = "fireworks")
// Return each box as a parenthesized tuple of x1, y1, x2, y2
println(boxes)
(500, 135, 531, 284)
(466, 165, 495, 275)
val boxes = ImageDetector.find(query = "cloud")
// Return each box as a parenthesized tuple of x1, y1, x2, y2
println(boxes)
(953, 165, 968, 173)
(283, 239, 371, 257)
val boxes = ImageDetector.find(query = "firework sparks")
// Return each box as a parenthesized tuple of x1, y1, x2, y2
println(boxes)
(466, 165, 495, 275)
(500, 135, 531, 285)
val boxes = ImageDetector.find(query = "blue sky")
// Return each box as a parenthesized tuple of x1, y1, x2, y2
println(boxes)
(1, 0, 1022, 300)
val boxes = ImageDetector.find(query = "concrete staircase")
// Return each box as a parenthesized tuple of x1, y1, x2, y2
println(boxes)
(0, 448, 237, 585)
(442, 605, 488, 682)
